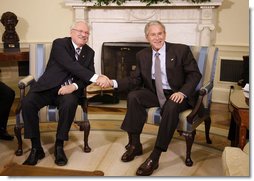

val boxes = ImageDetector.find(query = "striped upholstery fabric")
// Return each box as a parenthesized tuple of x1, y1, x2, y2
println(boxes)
(16, 105, 88, 125)
(146, 46, 219, 132)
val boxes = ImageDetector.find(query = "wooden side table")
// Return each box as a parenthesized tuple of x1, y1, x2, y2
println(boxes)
(229, 89, 249, 150)
(0, 48, 29, 62)
(0, 48, 29, 99)
(0, 48, 29, 75)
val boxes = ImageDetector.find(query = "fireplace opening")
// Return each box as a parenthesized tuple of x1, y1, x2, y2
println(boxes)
(101, 42, 150, 100)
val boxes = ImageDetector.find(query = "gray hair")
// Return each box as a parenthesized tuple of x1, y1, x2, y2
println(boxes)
(144, 20, 166, 36)
(70, 20, 90, 30)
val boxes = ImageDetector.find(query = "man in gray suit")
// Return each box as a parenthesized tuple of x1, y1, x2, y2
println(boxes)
(103, 20, 202, 176)
(22, 21, 110, 166)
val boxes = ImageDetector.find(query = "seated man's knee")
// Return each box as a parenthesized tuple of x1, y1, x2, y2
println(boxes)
(61, 95, 78, 108)
(164, 100, 179, 113)
(127, 91, 141, 104)
(127, 91, 137, 100)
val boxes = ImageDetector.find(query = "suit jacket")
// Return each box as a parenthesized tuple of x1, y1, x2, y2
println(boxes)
(117, 42, 202, 107)
(31, 37, 95, 96)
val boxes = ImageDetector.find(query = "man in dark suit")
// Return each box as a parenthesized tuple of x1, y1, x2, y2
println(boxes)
(0, 81, 15, 140)
(103, 20, 202, 176)
(22, 21, 110, 166)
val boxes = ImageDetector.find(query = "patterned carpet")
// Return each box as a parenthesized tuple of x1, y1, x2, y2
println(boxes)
(1, 127, 225, 176)
(1, 101, 231, 176)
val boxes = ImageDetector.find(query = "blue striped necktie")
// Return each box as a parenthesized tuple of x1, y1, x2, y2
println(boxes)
(75, 47, 81, 60)
(61, 48, 81, 87)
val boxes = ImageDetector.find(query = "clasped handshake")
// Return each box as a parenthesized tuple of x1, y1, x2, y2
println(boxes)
(58, 75, 113, 96)
(96, 75, 113, 88)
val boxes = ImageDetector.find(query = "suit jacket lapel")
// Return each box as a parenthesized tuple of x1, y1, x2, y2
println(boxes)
(144, 48, 154, 91)
(67, 39, 77, 62)
(79, 45, 92, 67)
(79, 46, 86, 62)
(165, 42, 176, 85)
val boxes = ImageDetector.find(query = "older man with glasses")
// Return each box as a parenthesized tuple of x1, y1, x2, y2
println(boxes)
(22, 20, 111, 166)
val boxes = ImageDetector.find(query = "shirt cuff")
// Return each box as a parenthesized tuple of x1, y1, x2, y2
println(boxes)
(112, 80, 118, 88)
(179, 91, 187, 98)
(90, 74, 99, 83)
(73, 83, 78, 90)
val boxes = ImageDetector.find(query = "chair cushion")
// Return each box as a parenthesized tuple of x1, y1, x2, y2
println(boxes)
(146, 107, 195, 132)
(16, 105, 87, 125)
(221, 144, 249, 176)
(146, 107, 161, 125)
(243, 142, 249, 155)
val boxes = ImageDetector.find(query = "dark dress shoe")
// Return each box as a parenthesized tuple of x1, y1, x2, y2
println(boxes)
(121, 144, 142, 162)
(136, 157, 159, 176)
(23, 148, 45, 165)
(125, 143, 130, 150)
(54, 146, 68, 166)
(0, 131, 14, 141)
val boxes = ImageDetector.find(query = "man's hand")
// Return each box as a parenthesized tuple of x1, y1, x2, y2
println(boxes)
(58, 84, 76, 95)
(96, 75, 113, 88)
(169, 92, 185, 103)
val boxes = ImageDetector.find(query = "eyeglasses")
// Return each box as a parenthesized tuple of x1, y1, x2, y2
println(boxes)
(72, 28, 90, 35)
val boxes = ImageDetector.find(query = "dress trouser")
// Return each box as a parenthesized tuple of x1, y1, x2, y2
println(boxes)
(0, 81, 15, 130)
(121, 88, 190, 151)
(21, 86, 79, 141)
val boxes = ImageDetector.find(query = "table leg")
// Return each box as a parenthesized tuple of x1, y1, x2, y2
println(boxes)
(238, 109, 249, 150)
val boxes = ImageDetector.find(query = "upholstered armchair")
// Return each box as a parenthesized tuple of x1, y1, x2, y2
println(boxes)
(146, 46, 219, 166)
(222, 142, 249, 176)
(14, 43, 91, 156)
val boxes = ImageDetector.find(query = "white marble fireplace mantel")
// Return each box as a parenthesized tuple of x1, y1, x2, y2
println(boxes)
(64, 0, 223, 74)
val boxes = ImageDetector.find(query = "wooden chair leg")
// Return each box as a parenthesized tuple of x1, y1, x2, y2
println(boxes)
(75, 120, 91, 153)
(83, 120, 91, 153)
(204, 117, 212, 144)
(183, 130, 196, 167)
(14, 126, 23, 156)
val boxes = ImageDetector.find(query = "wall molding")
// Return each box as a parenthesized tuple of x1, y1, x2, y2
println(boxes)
(212, 43, 249, 104)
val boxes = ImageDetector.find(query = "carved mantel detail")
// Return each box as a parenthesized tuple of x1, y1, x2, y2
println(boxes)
(64, 0, 222, 7)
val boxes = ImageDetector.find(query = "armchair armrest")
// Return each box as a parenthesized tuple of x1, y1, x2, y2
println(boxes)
(186, 81, 214, 124)
(18, 75, 35, 89)
(15, 75, 35, 114)
(200, 81, 213, 95)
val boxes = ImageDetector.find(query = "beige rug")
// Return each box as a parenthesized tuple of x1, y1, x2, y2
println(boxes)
(1, 127, 224, 176)
(3, 101, 231, 176)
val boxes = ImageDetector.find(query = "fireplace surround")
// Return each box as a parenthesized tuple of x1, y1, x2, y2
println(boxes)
(64, 0, 223, 74)
(101, 42, 149, 79)
(101, 42, 149, 99)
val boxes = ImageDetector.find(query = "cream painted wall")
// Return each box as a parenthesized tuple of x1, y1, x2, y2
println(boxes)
(216, 0, 249, 46)
(0, 0, 249, 45)
(213, 0, 249, 103)
(0, 0, 73, 43)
